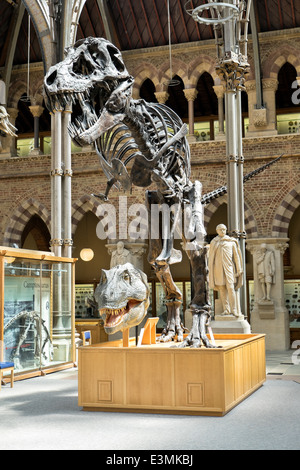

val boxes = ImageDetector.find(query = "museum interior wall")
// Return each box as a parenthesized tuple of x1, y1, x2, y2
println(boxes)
(1, 2, 300, 352)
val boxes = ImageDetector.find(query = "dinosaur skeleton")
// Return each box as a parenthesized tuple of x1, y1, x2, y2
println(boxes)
(0, 105, 17, 137)
(44, 37, 280, 348)
(4, 310, 53, 369)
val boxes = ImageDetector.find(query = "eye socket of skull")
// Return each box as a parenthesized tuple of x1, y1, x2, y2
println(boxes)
(72, 38, 126, 78)
(107, 45, 126, 73)
(72, 53, 94, 76)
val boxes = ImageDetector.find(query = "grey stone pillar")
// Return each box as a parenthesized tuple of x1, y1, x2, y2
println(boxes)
(183, 88, 198, 141)
(213, 84, 225, 140)
(29, 105, 44, 155)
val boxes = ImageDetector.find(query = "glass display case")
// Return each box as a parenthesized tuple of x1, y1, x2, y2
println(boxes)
(0, 247, 76, 377)
(75, 284, 96, 318)
(248, 279, 300, 344)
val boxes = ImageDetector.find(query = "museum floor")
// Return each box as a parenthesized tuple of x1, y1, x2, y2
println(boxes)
(0, 350, 299, 451)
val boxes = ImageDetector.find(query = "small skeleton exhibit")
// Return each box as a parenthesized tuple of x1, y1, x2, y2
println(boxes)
(0, 249, 76, 376)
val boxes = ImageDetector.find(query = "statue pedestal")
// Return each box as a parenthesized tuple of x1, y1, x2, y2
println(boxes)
(257, 300, 275, 319)
(247, 238, 290, 351)
(210, 316, 251, 334)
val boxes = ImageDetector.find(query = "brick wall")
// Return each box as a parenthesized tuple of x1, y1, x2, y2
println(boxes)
(0, 133, 299, 247)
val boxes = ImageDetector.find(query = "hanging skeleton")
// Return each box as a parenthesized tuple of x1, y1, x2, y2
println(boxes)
(44, 37, 280, 347)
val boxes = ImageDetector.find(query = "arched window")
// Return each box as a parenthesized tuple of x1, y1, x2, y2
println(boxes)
(166, 75, 187, 119)
(140, 79, 157, 103)
(276, 62, 300, 135)
(194, 72, 218, 141)
(21, 215, 51, 252)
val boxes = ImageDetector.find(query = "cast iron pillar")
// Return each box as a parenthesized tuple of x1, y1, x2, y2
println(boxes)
(186, 0, 252, 317)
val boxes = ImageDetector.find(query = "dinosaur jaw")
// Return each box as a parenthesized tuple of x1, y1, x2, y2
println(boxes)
(44, 77, 133, 147)
(99, 298, 148, 335)
(45, 83, 115, 146)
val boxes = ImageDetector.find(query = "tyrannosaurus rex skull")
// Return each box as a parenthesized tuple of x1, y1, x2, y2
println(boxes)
(44, 37, 134, 146)
(94, 263, 150, 335)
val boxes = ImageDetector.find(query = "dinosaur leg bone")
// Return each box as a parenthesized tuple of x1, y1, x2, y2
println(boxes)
(154, 263, 183, 342)
(179, 182, 217, 348)
(161, 299, 183, 343)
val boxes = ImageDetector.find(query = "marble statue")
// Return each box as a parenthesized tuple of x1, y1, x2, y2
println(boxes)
(110, 241, 130, 268)
(256, 243, 275, 301)
(208, 224, 243, 317)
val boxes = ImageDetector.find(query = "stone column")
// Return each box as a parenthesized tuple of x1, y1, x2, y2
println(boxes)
(0, 107, 18, 157)
(183, 88, 198, 141)
(154, 91, 169, 104)
(245, 79, 277, 137)
(213, 84, 225, 140)
(262, 78, 278, 136)
(29, 105, 44, 155)
(247, 238, 290, 351)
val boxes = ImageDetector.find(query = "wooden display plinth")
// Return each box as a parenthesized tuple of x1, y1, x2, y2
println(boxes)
(78, 333, 266, 416)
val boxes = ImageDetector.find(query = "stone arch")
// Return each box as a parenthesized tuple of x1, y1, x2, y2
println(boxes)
(71, 194, 111, 237)
(159, 57, 189, 90)
(22, 0, 52, 72)
(188, 55, 218, 88)
(31, 77, 45, 106)
(3, 198, 51, 247)
(204, 195, 258, 238)
(7, 79, 29, 108)
(132, 63, 162, 98)
(263, 46, 300, 80)
(272, 185, 300, 237)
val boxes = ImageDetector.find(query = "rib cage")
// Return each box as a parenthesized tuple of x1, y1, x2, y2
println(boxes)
(95, 99, 191, 191)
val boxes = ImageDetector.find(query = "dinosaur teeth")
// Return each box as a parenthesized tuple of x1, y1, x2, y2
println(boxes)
(100, 307, 127, 317)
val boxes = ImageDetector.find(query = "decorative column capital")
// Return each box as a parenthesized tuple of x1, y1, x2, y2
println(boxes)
(262, 78, 279, 92)
(154, 91, 169, 104)
(213, 85, 225, 99)
(275, 242, 289, 255)
(29, 105, 44, 118)
(246, 238, 289, 254)
(183, 88, 198, 102)
(244, 80, 257, 93)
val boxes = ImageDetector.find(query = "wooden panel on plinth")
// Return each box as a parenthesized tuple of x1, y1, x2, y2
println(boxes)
(78, 334, 266, 416)
(75, 320, 108, 344)
(122, 328, 130, 348)
(141, 317, 159, 345)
